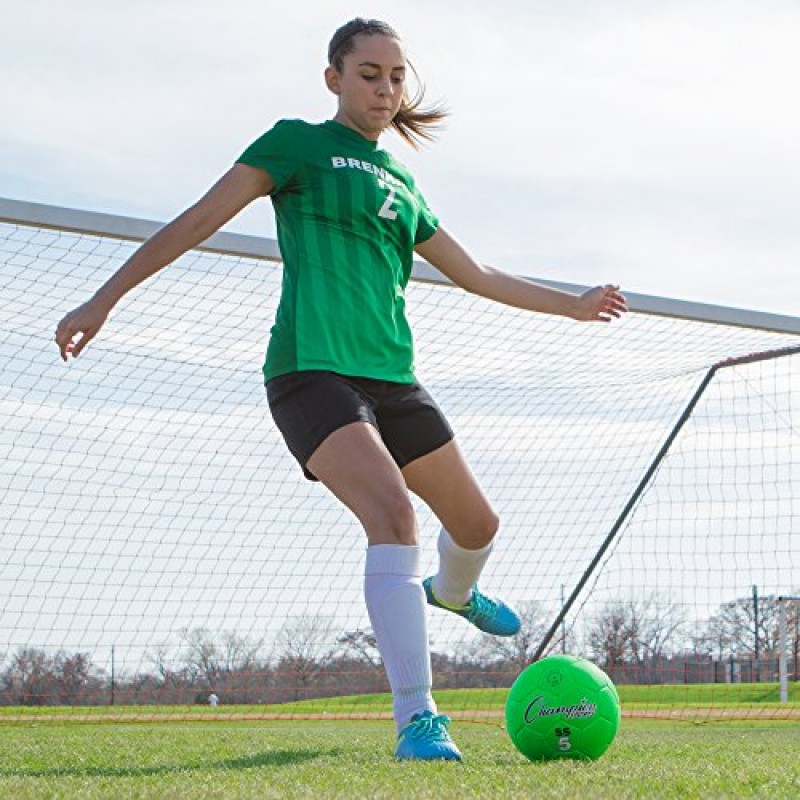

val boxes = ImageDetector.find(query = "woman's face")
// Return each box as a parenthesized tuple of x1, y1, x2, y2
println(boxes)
(326, 34, 407, 140)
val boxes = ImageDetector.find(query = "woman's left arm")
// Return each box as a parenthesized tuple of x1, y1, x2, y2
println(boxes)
(415, 227, 628, 322)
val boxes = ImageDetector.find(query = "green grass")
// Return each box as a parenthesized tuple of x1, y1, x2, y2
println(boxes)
(0, 685, 796, 796)
(618, 681, 800, 707)
(1, 682, 796, 720)
(0, 718, 798, 799)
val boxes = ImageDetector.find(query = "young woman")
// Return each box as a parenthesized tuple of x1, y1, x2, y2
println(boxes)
(55, 18, 627, 761)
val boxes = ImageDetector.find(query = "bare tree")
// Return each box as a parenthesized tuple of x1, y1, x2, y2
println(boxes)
(276, 616, 336, 699)
(587, 593, 686, 669)
(337, 628, 380, 667)
(178, 628, 264, 687)
(1, 648, 54, 705)
(146, 642, 183, 687)
(703, 594, 785, 659)
(219, 631, 263, 675)
(630, 593, 687, 662)
(55, 652, 92, 704)
(588, 602, 628, 670)
(180, 627, 222, 687)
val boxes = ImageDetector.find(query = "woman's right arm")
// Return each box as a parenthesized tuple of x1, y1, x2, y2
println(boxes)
(55, 163, 274, 361)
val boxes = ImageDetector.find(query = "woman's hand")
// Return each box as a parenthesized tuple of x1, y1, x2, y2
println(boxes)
(574, 284, 628, 322)
(55, 297, 111, 361)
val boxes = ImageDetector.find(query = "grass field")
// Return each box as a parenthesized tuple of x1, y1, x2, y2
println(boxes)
(1, 717, 798, 799)
(1, 681, 797, 722)
(0, 685, 797, 797)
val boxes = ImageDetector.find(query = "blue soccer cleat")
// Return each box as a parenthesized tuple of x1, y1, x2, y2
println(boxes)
(394, 711, 463, 761)
(423, 577, 521, 637)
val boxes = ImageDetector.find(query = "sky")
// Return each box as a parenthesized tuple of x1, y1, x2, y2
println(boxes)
(2, 1, 799, 667)
(2, 0, 799, 317)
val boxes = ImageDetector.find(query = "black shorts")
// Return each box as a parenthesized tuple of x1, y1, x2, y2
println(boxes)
(266, 370, 454, 481)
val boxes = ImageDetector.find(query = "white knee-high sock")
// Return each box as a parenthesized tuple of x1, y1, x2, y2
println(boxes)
(431, 527, 493, 607)
(364, 544, 437, 732)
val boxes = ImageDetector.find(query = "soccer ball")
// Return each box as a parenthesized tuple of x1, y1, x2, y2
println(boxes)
(505, 654, 620, 761)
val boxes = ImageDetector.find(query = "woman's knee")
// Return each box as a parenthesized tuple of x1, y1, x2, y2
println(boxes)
(361, 489, 418, 546)
(484, 508, 501, 541)
(453, 507, 500, 549)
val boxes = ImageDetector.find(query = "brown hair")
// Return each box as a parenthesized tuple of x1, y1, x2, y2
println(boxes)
(328, 18, 448, 148)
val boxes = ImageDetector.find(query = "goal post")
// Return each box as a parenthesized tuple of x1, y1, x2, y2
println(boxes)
(778, 597, 800, 704)
(1, 196, 798, 721)
(533, 344, 800, 664)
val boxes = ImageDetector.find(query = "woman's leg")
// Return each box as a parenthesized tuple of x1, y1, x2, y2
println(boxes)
(402, 439, 520, 635)
(307, 422, 459, 757)
(306, 420, 418, 545)
(402, 437, 498, 604)
(401, 437, 499, 550)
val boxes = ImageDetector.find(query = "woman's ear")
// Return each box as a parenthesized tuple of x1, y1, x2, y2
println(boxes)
(324, 66, 341, 96)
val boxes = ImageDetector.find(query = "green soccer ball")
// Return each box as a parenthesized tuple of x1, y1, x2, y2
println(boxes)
(505, 655, 621, 761)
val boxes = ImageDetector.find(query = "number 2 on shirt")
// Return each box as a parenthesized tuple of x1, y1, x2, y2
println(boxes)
(377, 179, 398, 221)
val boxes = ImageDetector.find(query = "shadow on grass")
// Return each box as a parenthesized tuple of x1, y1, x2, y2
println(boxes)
(0, 747, 341, 779)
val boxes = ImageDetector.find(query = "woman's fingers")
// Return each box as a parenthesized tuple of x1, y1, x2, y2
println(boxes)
(55, 304, 106, 361)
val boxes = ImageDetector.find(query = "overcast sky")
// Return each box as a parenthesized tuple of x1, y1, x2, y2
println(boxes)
(2, 1, 798, 662)
(2, 0, 799, 316)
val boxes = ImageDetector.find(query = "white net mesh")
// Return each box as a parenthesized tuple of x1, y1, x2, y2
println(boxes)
(1, 217, 798, 717)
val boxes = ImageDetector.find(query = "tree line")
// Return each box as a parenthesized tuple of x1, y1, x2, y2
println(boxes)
(1, 592, 797, 706)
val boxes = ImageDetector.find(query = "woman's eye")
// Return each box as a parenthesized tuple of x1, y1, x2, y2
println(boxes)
(361, 74, 403, 84)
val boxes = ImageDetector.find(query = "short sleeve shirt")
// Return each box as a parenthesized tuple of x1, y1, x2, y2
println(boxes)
(237, 119, 439, 383)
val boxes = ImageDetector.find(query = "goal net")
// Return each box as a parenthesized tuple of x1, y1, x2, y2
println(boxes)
(1, 198, 798, 721)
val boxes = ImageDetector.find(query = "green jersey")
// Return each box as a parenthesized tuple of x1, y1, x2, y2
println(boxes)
(237, 118, 439, 383)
